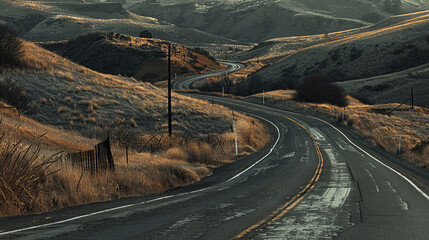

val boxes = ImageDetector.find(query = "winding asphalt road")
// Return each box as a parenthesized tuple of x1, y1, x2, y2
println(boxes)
(172, 61, 244, 90)
(1, 64, 429, 239)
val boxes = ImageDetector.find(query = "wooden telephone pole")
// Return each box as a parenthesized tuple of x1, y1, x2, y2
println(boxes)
(168, 42, 172, 136)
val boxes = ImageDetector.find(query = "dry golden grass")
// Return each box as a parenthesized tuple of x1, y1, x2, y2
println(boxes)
(0, 94, 269, 218)
(0, 113, 269, 218)
(36, 151, 211, 212)
(0, 40, 249, 139)
(0, 37, 271, 218)
(231, 61, 265, 79)
(247, 90, 429, 169)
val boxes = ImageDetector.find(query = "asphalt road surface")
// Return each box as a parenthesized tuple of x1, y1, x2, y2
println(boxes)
(1, 66, 428, 240)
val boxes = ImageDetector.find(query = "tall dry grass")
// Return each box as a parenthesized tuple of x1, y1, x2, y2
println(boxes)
(338, 110, 429, 168)
(248, 90, 429, 169)
(0, 126, 60, 216)
(0, 108, 269, 217)
(37, 152, 211, 211)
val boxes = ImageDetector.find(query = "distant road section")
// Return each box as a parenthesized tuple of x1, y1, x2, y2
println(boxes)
(172, 61, 244, 90)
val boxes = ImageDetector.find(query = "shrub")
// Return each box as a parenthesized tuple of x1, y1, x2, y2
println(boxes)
(294, 74, 348, 107)
(185, 142, 216, 165)
(0, 78, 31, 116)
(186, 142, 200, 163)
(0, 24, 23, 67)
(139, 30, 153, 38)
(233, 74, 265, 96)
(199, 74, 233, 93)
(164, 147, 187, 161)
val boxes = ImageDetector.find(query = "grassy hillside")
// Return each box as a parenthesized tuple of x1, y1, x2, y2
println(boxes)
(337, 64, 429, 107)
(129, 0, 367, 43)
(246, 11, 429, 107)
(40, 32, 221, 82)
(0, 38, 269, 217)
(128, 0, 429, 43)
(0, 40, 235, 137)
(0, 0, 236, 44)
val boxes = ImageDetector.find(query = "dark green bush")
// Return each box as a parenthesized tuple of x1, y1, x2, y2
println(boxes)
(294, 74, 348, 107)
(0, 24, 23, 67)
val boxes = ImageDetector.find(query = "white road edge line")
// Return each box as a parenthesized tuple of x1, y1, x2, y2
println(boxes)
(305, 116, 429, 201)
(232, 99, 429, 201)
(227, 113, 281, 182)
(0, 109, 281, 236)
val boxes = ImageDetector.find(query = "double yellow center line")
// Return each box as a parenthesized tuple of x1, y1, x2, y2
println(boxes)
(234, 115, 324, 239)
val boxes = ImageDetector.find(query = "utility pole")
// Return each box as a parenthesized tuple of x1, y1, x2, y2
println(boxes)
(168, 42, 172, 137)
(232, 111, 238, 155)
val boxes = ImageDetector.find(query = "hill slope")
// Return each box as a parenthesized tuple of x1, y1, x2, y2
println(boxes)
(0, 40, 236, 137)
(40, 32, 221, 82)
(0, 0, 236, 44)
(248, 11, 429, 107)
(128, 0, 429, 43)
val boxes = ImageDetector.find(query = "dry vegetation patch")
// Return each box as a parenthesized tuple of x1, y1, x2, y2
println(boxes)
(0, 111, 269, 218)
(247, 90, 429, 169)
(0, 39, 270, 218)
(0, 41, 236, 137)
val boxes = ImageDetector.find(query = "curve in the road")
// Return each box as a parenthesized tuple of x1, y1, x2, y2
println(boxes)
(172, 61, 244, 90)
(234, 114, 324, 239)
(237, 99, 429, 201)
(0, 99, 326, 239)
(3, 65, 429, 239)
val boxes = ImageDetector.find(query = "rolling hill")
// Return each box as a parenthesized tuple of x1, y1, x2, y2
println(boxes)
(245, 10, 429, 107)
(0, 0, 236, 44)
(0, 39, 237, 138)
(128, 0, 429, 43)
(40, 32, 221, 82)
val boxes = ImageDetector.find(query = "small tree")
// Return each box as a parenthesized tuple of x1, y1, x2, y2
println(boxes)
(294, 74, 348, 107)
(139, 30, 153, 38)
(0, 24, 23, 67)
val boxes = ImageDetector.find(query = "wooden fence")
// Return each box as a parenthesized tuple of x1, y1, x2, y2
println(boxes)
(67, 138, 115, 174)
